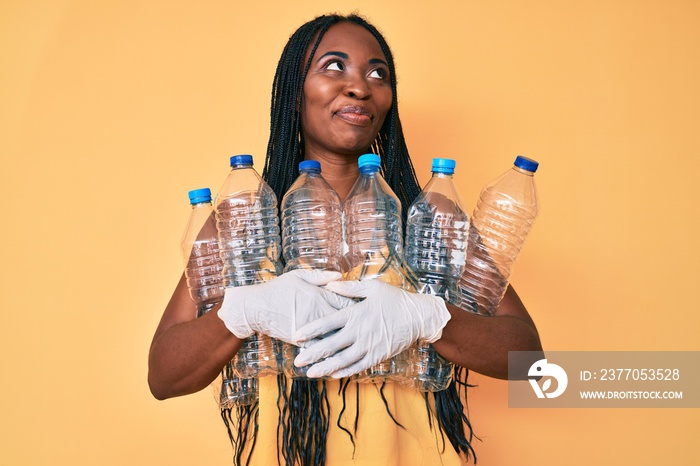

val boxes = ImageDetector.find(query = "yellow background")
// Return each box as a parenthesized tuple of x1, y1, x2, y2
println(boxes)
(1, 0, 698, 464)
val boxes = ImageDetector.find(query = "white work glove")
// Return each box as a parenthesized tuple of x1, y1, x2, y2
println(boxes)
(293, 279, 452, 379)
(217, 269, 353, 345)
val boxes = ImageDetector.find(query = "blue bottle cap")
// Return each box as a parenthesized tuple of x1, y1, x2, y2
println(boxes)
(299, 160, 321, 172)
(358, 153, 381, 172)
(431, 158, 456, 174)
(229, 154, 254, 167)
(188, 187, 212, 204)
(514, 155, 539, 173)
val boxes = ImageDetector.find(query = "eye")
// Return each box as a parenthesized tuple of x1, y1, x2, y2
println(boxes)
(369, 68, 388, 80)
(325, 61, 344, 71)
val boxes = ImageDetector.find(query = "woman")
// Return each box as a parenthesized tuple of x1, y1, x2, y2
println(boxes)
(149, 13, 542, 466)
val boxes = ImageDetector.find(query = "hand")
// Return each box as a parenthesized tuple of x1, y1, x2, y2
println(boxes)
(217, 269, 353, 345)
(293, 279, 451, 379)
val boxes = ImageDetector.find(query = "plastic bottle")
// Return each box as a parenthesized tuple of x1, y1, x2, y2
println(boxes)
(279, 160, 343, 378)
(403, 158, 469, 392)
(215, 154, 283, 378)
(343, 153, 408, 383)
(456, 155, 539, 315)
(180, 188, 257, 407)
(181, 188, 224, 318)
(281, 160, 343, 273)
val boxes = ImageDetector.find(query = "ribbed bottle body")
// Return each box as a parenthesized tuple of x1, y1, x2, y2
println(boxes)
(280, 162, 342, 378)
(404, 179, 469, 297)
(343, 174, 405, 288)
(457, 158, 539, 315)
(217, 368, 259, 408)
(215, 156, 283, 380)
(184, 240, 224, 316)
(281, 169, 343, 273)
(403, 164, 468, 391)
(181, 191, 225, 317)
(343, 155, 407, 383)
(216, 190, 282, 287)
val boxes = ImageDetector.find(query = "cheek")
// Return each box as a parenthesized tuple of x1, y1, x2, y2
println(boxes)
(302, 83, 329, 125)
(303, 78, 335, 107)
(301, 82, 330, 138)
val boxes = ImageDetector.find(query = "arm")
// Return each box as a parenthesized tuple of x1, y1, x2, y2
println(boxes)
(149, 268, 353, 400)
(431, 284, 543, 380)
(147, 274, 243, 400)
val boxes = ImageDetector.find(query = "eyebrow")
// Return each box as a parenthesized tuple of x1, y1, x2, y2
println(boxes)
(369, 58, 389, 67)
(317, 51, 389, 68)
(317, 51, 349, 61)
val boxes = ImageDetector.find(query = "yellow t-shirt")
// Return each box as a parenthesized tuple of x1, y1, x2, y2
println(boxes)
(250, 376, 468, 465)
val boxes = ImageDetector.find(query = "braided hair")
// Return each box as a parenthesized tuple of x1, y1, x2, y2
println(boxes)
(262, 13, 421, 213)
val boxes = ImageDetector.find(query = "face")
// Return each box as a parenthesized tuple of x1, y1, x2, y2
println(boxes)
(301, 22, 393, 158)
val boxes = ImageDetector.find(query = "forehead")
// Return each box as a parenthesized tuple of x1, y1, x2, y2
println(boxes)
(313, 22, 386, 60)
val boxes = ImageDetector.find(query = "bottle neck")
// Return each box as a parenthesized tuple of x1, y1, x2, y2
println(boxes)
(300, 169, 321, 176)
(431, 171, 454, 179)
(512, 166, 535, 176)
(359, 167, 380, 176)
(191, 201, 213, 208)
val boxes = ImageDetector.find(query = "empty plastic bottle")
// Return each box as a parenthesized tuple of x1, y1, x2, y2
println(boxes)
(180, 188, 257, 407)
(280, 160, 343, 378)
(343, 153, 408, 383)
(456, 155, 539, 315)
(281, 161, 343, 273)
(181, 188, 224, 318)
(403, 158, 469, 392)
(215, 154, 283, 378)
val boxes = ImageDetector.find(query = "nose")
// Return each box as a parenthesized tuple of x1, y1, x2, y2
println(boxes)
(344, 72, 371, 100)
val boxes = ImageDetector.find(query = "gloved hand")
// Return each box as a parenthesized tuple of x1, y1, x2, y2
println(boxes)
(217, 269, 353, 345)
(293, 279, 452, 379)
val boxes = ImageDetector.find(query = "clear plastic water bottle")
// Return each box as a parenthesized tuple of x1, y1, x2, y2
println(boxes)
(403, 158, 469, 392)
(280, 160, 343, 378)
(180, 188, 257, 407)
(181, 188, 224, 318)
(281, 161, 343, 273)
(215, 154, 283, 378)
(456, 155, 539, 315)
(343, 153, 408, 383)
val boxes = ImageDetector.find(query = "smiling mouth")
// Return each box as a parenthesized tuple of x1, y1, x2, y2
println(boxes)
(334, 107, 372, 125)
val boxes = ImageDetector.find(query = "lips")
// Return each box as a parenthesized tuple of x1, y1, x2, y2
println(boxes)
(334, 106, 372, 125)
